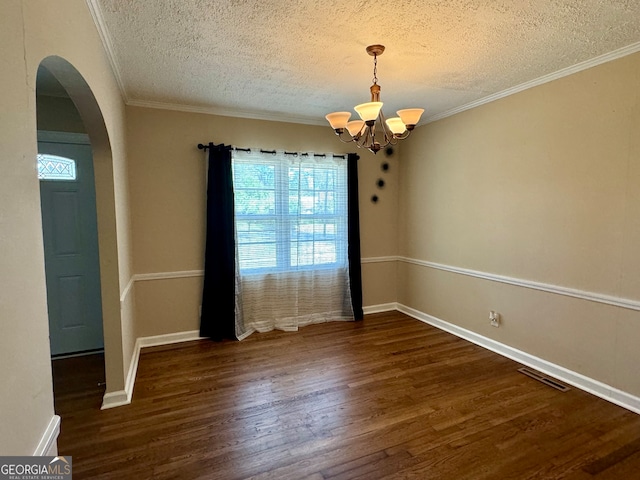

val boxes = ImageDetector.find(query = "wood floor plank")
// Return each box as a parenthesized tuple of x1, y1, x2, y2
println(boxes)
(52, 312, 640, 479)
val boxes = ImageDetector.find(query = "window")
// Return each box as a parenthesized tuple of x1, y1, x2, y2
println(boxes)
(232, 150, 348, 274)
(37, 154, 77, 181)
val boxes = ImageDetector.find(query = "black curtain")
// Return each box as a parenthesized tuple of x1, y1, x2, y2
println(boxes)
(347, 153, 364, 320)
(200, 143, 236, 340)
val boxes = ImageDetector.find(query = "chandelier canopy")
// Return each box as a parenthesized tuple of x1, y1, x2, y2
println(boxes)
(325, 45, 424, 154)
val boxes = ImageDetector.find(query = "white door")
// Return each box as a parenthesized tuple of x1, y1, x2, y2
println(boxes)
(38, 137, 104, 356)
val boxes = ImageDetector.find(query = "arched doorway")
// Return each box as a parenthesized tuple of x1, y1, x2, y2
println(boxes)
(35, 56, 124, 410)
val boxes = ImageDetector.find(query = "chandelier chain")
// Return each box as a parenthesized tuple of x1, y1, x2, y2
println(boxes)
(372, 54, 378, 85)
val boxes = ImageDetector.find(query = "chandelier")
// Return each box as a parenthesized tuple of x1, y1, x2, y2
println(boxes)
(325, 45, 424, 154)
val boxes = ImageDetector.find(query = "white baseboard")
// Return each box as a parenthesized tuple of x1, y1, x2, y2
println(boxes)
(99, 304, 640, 416)
(101, 339, 141, 409)
(101, 330, 204, 409)
(137, 330, 203, 348)
(363, 303, 398, 315)
(34, 415, 60, 456)
(101, 389, 130, 410)
(397, 304, 640, 415)
(100, 390, 131, 410)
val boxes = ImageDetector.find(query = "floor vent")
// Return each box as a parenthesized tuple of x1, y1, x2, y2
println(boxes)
(518, 367, 570, 392)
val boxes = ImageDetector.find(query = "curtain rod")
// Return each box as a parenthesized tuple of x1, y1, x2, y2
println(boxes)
(197, 142, 346, 159)
(197, 142, 234, 151)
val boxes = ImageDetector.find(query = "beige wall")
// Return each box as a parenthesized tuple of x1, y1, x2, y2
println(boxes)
(0, 0, 133, 454)
(126, 106, 400, 337)
(399, 52, 640, 397)
(5, 0, 635, 458)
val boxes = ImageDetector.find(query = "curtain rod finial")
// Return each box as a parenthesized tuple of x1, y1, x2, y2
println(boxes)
(198, 142, 216, 151)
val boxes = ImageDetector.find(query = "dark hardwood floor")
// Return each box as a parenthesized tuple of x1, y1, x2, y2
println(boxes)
(52, 312, 640, 479)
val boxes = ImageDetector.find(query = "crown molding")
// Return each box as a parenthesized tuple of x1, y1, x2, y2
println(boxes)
(125, 99, 326, 126)
(85, 0, 129, 102)
(425, 41, 640, 124)
(128, 40, 640, 127)
(125, 38, 640, 128)
(83, 3, 640, 128)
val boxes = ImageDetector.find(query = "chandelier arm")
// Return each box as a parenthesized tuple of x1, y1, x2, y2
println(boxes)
(378, 109, 391, 137)
(365, 126, 375, 149)
(374, 109, 393, 150)
(356, 126, 371, 149)
(370, 125, 381, 151)
(333, 129, 357, 144)
(394, 129, 412, 140)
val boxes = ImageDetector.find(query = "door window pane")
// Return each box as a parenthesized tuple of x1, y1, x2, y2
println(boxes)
(37, 154, 77, 181)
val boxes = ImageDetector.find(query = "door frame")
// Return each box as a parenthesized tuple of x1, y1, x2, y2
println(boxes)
(38, 131, 89, 146)
(38, 130, 105, 357)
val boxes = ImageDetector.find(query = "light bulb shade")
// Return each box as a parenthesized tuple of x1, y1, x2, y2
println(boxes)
(325, 111, 351, 129)
(354, 102, 383, 122)
(346, 120, 365, 136)
(385, 117, 406, 135)
(397, 108, 424, 126)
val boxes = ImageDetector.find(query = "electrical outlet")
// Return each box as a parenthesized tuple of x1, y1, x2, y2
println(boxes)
(489, 310, 500, 327)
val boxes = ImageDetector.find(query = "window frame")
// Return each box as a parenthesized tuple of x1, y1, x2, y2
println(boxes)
(232, 153, 348, 275)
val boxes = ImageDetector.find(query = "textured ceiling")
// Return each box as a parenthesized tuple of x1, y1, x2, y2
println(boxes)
(89, 0, 640, 125)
